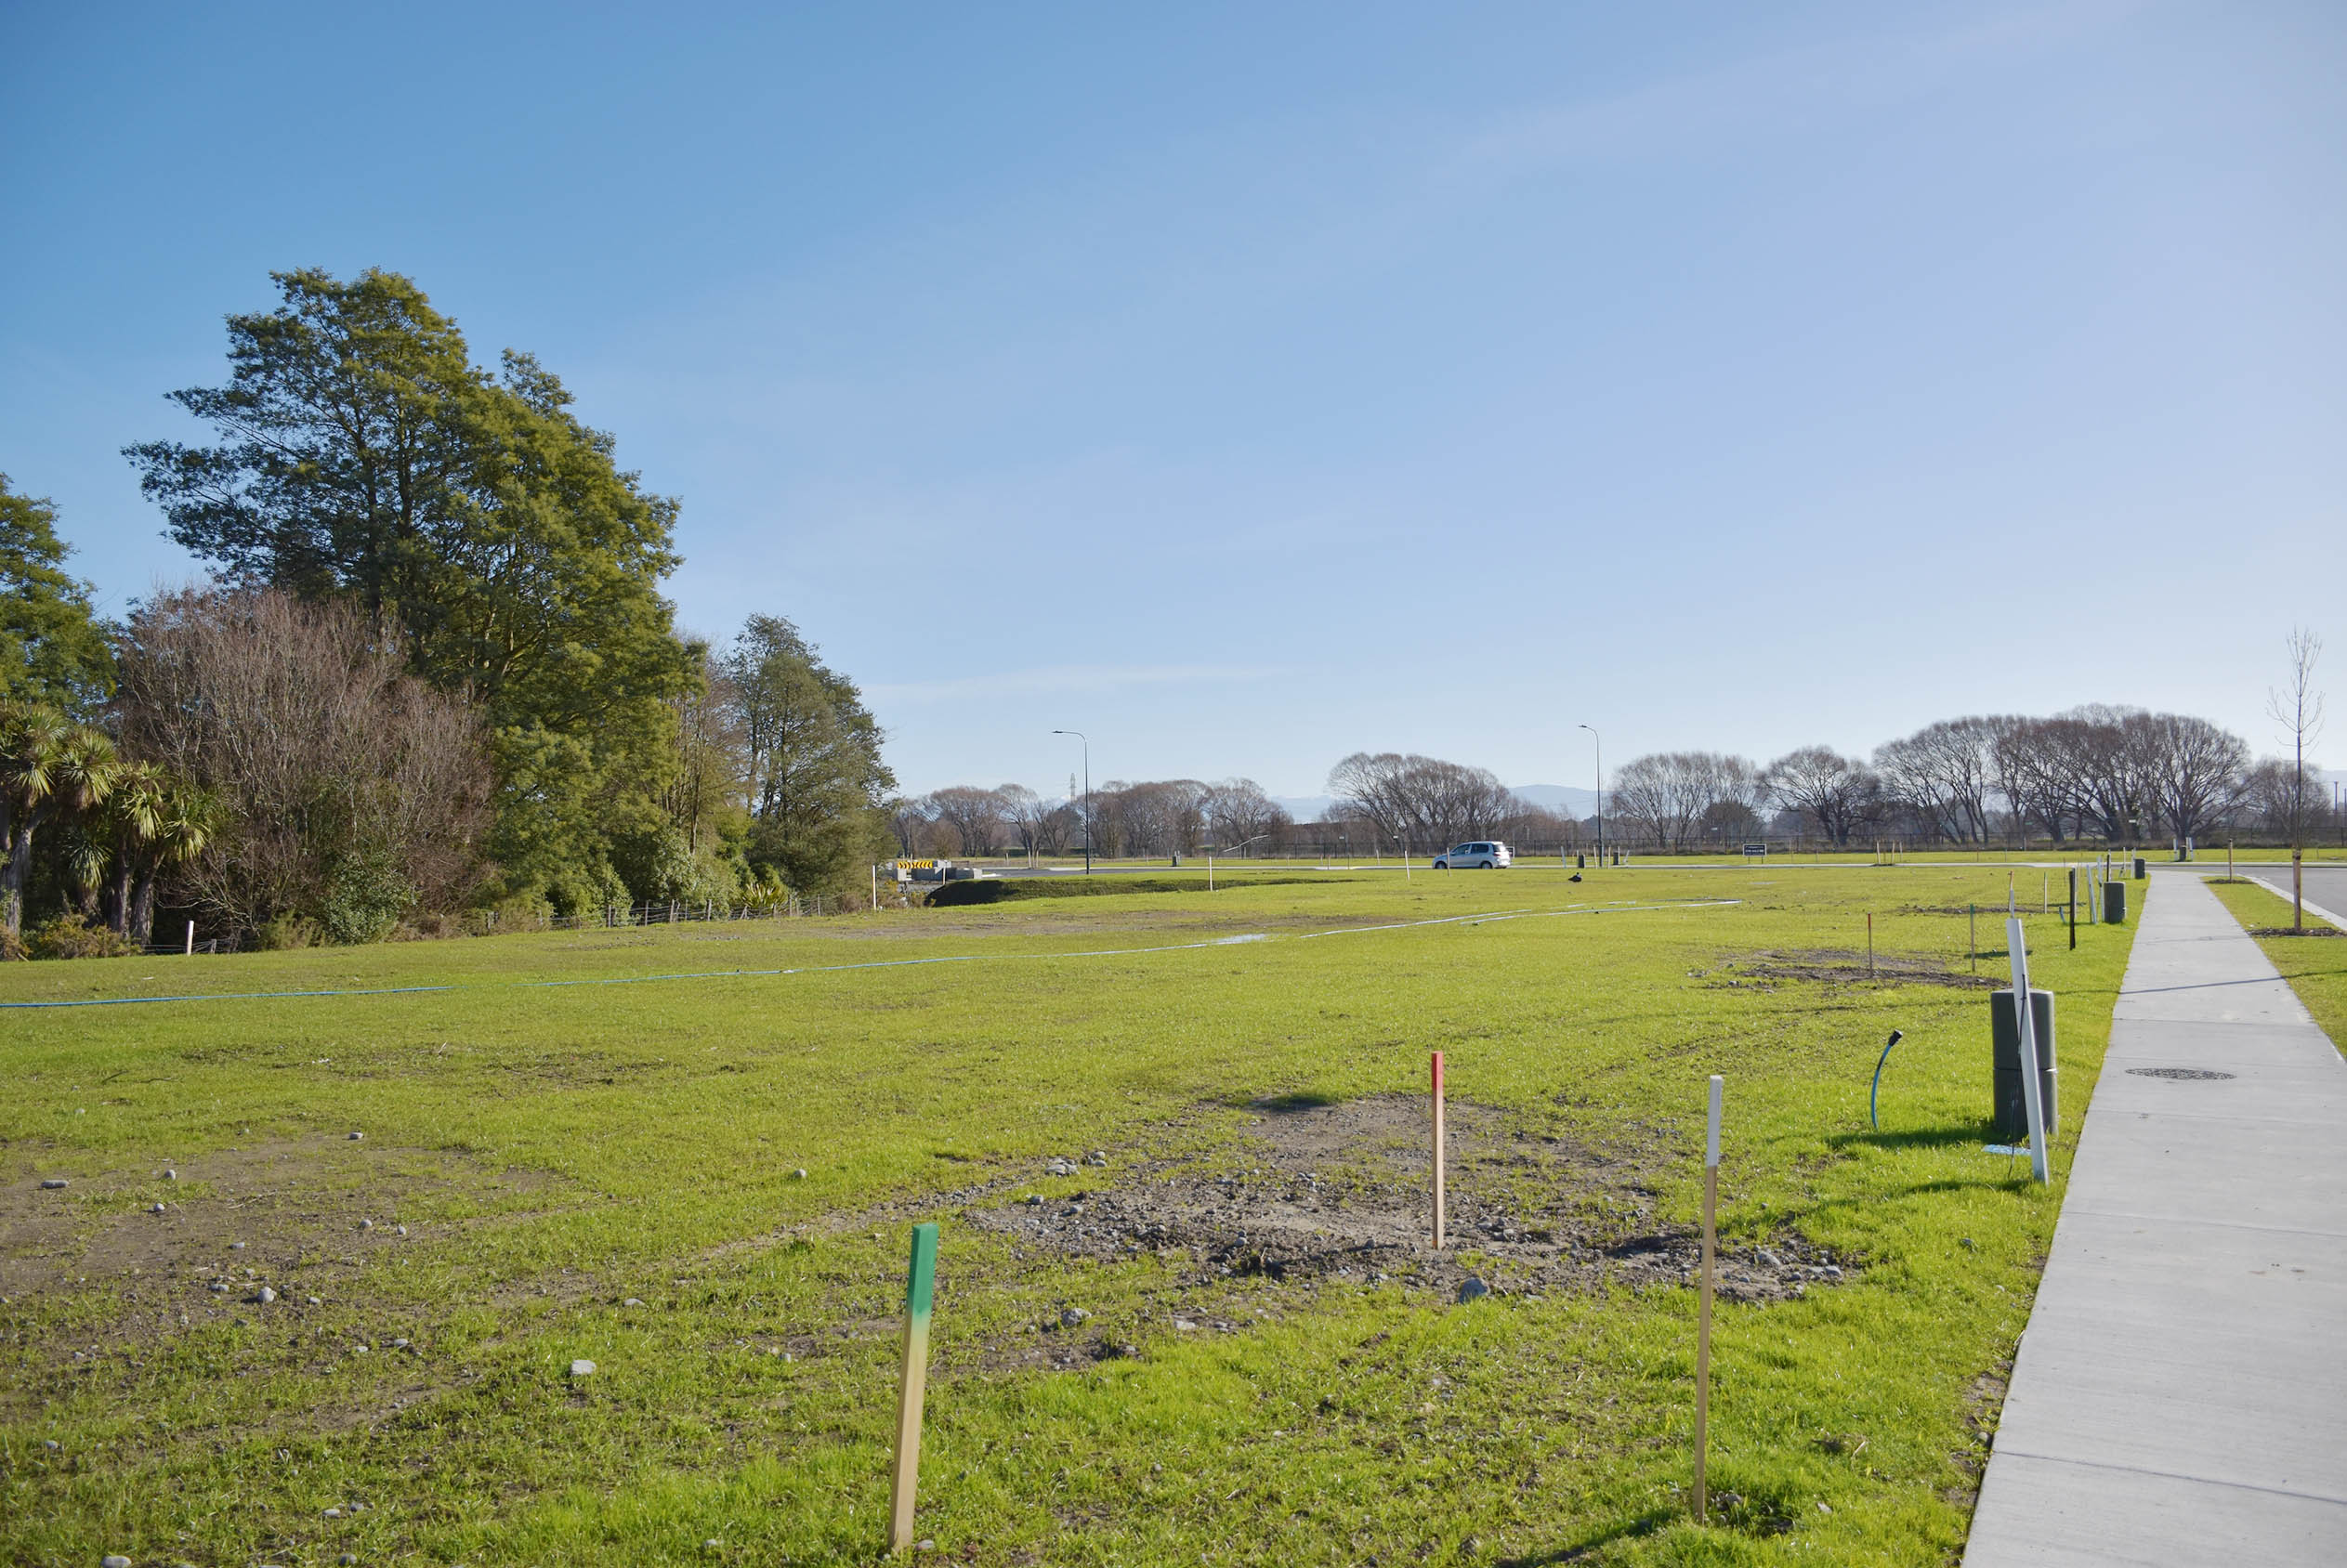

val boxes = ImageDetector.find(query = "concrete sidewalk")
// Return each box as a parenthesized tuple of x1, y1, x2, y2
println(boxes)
(1964, 870, 2347, 1564)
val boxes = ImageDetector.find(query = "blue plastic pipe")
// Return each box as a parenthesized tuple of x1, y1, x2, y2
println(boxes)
(1868, 1029, 1906, 1130)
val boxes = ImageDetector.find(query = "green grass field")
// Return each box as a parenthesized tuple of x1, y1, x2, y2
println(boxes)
(2207, 876, 2347, 1053)
(4, 867, 2141, 1566)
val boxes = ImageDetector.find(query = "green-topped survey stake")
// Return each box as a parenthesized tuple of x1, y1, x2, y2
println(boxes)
(889, 1222, 939, 1555)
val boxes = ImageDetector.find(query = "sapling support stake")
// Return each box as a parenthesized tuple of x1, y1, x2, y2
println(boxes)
(1694, 1074, 1723, 1524)
(1430, 1052, 1447, 1249)
(1867, 912, 1875, 978)
(888, 1222, 939, 1555)
(2068, 869, 2078, 950)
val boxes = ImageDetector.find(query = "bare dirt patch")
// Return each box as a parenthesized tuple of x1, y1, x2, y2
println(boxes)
(1, 1136, 580, 1391)
(963, 1094, 1853, 1307)
(1702, 949, 2000, 991)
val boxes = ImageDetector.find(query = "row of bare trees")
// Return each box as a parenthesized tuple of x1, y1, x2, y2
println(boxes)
(889, 778, 1295, 860)
(1609, 705, 2327, 851)
(900, 683, 2327, 866)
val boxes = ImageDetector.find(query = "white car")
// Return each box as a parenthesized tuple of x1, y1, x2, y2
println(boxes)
(1433, 840, 1511, 869)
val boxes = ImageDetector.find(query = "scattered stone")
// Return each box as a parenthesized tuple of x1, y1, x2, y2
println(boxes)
(391, 1338, 410, 1350)
(1457, 1276, 1491, 1304)
(702, 1540, 720, 1551)
(151, 1203, 167, 1214)
(1821, 1265, 1843, 1279)
(623, 1298, 646, 1308)
(43, 1439, 59, 1451)
(1024, 1194, 1043, 1207)
(1172, 1318, 1199, 1331)
(570, 1358, 597, 1378)
(1757, 1249, 1783, 1269)
(163, 1169, 177, 1180)
(1046, 1159, 1076, 1177)
(306, 1296, 323, 1306)
(1059, 1307, 1091, 1327)
(347, 1131, 363, 1141)
(103, 1556, 132, 1568)
(395, 1224, 408, 1236)
(39, 1178, 68, 1189)
(323, 1507, 343, 1517)
(358, 1219, 374, 1231)
(791, 1168, 808, 1180)
(1816, 1501, 1833, 1514)
(229, 1241, 245, 1250)
(1084, 1151, 1108, 1167)
(915, 1541, 937, 1553)
(208, 1283, 228, 1294)
(1150, 1462, 1164, 1473)
(257, 1286, 278, 1304)
(339, 1556, 359, 1565)
(1960, 1236, 1976, 1249)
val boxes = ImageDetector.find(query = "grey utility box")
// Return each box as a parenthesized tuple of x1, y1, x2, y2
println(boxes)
(2104, 880, 2127, 924)
(2133, 856, 2147, 879)
(1992, 987, 2059, 1143)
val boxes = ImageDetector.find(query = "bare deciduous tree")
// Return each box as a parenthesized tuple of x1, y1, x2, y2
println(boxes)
(926, 786, 1007, 856)
(1200, 777, 1289, 852)
(2267, 627, 2326, 932)
(114, 586, 492, 937)
(1610, 751, 1759, 850)
(1761, 747, 1877, 847)
(1327, 752, 1513, 853)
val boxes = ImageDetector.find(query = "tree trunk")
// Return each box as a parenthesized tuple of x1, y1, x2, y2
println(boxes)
(131, 872, 160, 947)
(1, 832, 30, 939)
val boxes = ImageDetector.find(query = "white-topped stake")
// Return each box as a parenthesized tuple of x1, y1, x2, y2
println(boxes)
(1705, 1075, 1723, 1169)
(1694, 1073, 1723, 1524)
(2005, 917, 2050, 1184)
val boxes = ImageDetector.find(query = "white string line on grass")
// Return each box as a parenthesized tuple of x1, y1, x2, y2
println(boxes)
(1, 896, 1742, 1011)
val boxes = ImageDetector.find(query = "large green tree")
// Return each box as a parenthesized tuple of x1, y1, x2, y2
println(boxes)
(722, 615, 893, 897)
(0, 476, 115, 716)
(125, 269, 696, 908)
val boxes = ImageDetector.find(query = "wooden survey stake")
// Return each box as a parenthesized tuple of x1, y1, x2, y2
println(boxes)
(1431, 1052, 1447, 1249)
(888, 1222, 939, 1555)
(1695, 1074, 1722, 1524)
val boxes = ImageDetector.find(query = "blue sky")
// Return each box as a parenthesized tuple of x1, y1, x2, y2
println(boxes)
(4, 2, 2340, 797)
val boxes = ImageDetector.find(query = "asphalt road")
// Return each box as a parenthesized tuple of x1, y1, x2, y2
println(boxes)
(2239, 862, 2347, 929)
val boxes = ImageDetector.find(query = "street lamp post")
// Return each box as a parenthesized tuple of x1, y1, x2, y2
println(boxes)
(1580, 724, 1603, 865)
(1052, 730, 1092, 873)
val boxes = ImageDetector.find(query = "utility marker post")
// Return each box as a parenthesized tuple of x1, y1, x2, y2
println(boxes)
(184, 920, 194, 957)
(1867, 912, 1875, 979)
(1430, 1052, 1447, 1248)
(2068, 869, 2078, 951)
(2005, 919, 2051, 1184)
(1694, 1073, 1723, 1524)
(888, 1222, 939, 1555)
(1969, 905, 1977, 975)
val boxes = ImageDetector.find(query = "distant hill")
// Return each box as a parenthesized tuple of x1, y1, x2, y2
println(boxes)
(1509, 784, 1599, 817)
(1277, 784, 1598, 823)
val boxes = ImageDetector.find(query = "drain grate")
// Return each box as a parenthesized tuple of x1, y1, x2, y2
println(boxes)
(2127, 1067, 2236, 1080)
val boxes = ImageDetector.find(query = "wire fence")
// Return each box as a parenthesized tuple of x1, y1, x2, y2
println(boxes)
(140, 895, 854, 956)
